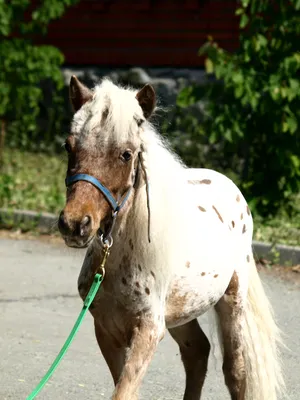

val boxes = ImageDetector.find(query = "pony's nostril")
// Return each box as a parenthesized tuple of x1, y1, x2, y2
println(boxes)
(80, 215, 92, 237)
(58, 211, 67, 231)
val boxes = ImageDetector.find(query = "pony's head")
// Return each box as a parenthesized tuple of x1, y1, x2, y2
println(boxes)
(58, 76, 156, 248)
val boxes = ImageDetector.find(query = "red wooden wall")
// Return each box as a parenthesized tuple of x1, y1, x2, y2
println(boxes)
(41, 0, 239, 67)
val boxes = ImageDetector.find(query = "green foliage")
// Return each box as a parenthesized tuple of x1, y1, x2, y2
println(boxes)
(177, 0, 300, 216)
(0, 0, 79, 151)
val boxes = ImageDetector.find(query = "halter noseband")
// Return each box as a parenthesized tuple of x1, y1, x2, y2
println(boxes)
(65, 174, 132, 213)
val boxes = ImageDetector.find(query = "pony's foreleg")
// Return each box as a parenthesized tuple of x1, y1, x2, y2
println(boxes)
(169, 319, 210, 400)
(94, 321, 126, 386)
(214, 271, 246, 400)
(111, 318, 164, 400)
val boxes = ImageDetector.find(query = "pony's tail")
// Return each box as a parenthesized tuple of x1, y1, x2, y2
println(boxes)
(243, 258, 285, 400)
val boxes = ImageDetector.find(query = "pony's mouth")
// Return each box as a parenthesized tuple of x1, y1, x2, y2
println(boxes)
(63, 233, 95, 249)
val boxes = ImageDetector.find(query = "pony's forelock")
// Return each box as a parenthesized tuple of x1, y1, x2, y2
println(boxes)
(71, 79, 153, 149)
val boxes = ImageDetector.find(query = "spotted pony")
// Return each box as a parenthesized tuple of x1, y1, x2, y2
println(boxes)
(58, 76, 284, 400)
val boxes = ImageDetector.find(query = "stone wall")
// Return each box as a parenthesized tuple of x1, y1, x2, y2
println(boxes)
(62, 66, 209, 109)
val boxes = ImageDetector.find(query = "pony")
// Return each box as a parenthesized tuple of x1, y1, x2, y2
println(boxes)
(58, 76, 284, 400)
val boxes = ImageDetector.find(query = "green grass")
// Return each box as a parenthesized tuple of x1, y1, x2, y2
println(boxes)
(0, 149, 66, 214)
(1, 149, 299, 246)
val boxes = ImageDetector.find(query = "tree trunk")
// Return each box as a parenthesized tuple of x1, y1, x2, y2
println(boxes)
(0, 119, 6, 169)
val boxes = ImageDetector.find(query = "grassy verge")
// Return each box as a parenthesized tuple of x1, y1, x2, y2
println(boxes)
(1, 149, 299, 246)
(0, 149, 66, 214)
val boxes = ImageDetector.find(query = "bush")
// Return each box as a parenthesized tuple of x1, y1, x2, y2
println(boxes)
(177, 0, 300, 217)
(0, 0, 79, 160)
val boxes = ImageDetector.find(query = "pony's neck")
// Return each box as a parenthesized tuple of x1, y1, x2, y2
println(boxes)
(122, 129, 186, 249)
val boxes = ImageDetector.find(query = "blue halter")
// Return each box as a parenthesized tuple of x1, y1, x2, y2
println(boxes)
(65, 174, 132, 213)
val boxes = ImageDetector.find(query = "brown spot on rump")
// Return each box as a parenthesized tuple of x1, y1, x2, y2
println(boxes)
(134, 290, 141, 296)
(129, 238, 134, 250)
(201, 272, 206, 276)
(246, 205, 250, 215)
(145, 287, 150, 295)
(232, 221, 235, 228)
(240, 213, 243, 220)
(135, 281, 140, 288)
(122, 277, 127, 285)
(212, 205, 224, 223)
(198, 206, 206, 212)
(242, 224, 246, 234)
(214, 274, 219, 278)
(236, 194, 240, 202)
(150, 270, 155, 279)
(138, 264, 142, 272)
(246, 255, 250, 262)
(186, 261, 191, 268)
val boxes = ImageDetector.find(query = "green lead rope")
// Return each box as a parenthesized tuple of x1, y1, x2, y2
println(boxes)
(26, 273, 103, 400)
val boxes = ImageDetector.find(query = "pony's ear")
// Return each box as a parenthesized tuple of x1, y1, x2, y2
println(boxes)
(69, 75, 93, 112)
(136, 84, 156, 119)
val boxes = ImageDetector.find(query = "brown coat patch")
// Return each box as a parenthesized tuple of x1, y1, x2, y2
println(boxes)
(186, 261, 191, 268)
(232, 221, 235, 228)
(246, 206, 250, 215)
(240, 213, 243, 220)
(165, 289, 189, 324)
(212, 205, 224, 223)
(200, 179, 211, 184)
(214, 274, 219, 278)
(246, 255, 250, 262)
(242, 224, 246, 234)
(236, 194, 240, 202)
(198, 206, 206, 212)
(188, 179, 211, 185)
(225, 271, 239, 296)
(201, 272, 206, 276)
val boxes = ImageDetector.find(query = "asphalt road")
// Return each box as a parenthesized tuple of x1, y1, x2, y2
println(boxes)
(0, 237, 299, 400)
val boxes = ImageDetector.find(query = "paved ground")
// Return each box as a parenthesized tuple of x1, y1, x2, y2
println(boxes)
(0, 236, 299, 400)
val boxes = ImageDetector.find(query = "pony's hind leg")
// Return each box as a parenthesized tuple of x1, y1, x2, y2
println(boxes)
(214, 271, 246, 400)
(169, 319, 210, 400)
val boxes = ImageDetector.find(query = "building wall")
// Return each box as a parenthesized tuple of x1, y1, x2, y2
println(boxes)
(41, 0, 239, 67)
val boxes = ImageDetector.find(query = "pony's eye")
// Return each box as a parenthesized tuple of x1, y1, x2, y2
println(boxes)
(64, 141, 72, 153)
(121, 151, 132, 162)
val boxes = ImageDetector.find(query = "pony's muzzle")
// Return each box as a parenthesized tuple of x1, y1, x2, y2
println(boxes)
(58, 211, 93, 247)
